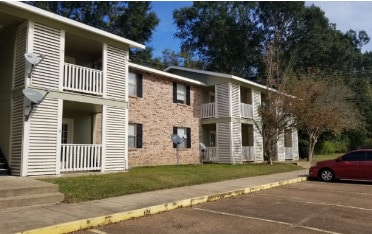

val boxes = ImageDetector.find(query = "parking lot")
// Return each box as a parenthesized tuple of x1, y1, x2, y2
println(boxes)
(77, 180, 372, 234)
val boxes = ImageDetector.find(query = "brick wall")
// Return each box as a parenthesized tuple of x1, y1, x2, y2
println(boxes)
(128, 68, 202, 167)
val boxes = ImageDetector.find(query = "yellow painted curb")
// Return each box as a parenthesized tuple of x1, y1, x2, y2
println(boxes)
(16, 176, 307, 234)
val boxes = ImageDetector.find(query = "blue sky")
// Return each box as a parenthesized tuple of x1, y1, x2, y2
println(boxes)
(149, 1, 372, 58)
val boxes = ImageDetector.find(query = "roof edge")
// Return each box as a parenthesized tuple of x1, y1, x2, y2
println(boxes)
(2, 1, 145, 49)
(129, 63, 206, 86)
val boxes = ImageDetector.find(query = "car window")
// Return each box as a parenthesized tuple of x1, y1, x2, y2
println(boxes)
(341, 152, 366, 161)
(367, 152, 372, 161)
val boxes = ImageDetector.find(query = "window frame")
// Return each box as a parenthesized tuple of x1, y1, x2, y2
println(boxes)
(173, 126, 191, 148)
(173, 82, 190, 105)
(128, 72, 143, 98)
(128, 123, 143, 149)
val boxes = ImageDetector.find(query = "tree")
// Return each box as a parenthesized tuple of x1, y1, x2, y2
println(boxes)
(26, 1, 159, 60)
(288, 75, 363, 161)
(255, 35, 295, 164)
(173, 2, 261, 79)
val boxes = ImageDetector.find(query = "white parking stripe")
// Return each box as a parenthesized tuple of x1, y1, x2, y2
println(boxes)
(87, 229, 108, 234)
(194, 207, 341, 234)
(257, 194, 372, 212)
(302, 201, 372, 211)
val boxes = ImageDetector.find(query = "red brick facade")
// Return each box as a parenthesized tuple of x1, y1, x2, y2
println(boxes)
(128, 68, 202, 167)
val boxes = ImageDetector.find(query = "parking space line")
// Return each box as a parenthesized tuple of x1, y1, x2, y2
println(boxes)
(194, 208, 341, 234)
(303, 201, 372, 211)
(87, 229, 108, 234)
(257, 194, 372, 212)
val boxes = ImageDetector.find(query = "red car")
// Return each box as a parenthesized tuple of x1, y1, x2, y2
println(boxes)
(309, 149, 372, 182)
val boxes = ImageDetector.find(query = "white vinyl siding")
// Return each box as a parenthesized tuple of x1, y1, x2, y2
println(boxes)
(217, 122, 231, 163)
(231, 122, 242, 164)
(31, 23, 61, 89)
(13, 21, 28, 88)
(216, 83, 230, 118)
(231, 83, 240, 118)
(27, 99, 59, 175)
(252, 89, 261, 120)
(105, 106, 127, 171)
(104, 45, 128, 171)
(253, 124, 264, 161)
(9, 96, 24, 176)
(106, 46, 127, 101)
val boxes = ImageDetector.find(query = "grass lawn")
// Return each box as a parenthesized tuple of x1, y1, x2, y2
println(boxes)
(40, 163, 302, 203)
(310, 153, 343, 162)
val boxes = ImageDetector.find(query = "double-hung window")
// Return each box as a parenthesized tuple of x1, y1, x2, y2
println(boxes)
(173, 82, 190, 105)
(173, 127, 191, 148)
(129, 72, 143, 97)
(128, 123, 143, 148)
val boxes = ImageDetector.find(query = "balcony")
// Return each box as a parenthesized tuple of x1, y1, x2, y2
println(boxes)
(240, 103, 253, 119)
(61, 144, 102, 172)
(63, 63, 103, 96)
(201, 103, 215, 118)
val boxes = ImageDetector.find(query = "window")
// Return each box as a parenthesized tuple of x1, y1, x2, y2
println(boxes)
(284, 129, 292, 147)
(173, 82, 190, 105)
(128, 123, 142, 148)
(342, 152, 366, 161)
(240, 87, 252, 104)
(173, 127, 191, 148)
(128, 72, 142, 97)
(242, 124, 254, 147)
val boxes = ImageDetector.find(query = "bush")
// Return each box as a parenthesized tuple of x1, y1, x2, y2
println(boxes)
(317, 139, 349, 154)
(298, 139, 309, 159)
(362, 138, 372, 148)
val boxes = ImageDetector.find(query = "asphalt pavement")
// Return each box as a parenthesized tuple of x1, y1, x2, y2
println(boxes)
(0, 169, 308, 234)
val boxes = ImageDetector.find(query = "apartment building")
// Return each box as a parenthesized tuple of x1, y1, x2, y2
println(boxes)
(0, 2, 143, 176)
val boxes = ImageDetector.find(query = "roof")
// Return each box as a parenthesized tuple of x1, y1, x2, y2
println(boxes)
(129, 63, 206, 86)
(165, 66, 269, 90)
(0, 1, 145, 49)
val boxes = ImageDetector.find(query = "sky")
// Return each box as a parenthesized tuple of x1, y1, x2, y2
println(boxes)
(149, 1, 372, 58)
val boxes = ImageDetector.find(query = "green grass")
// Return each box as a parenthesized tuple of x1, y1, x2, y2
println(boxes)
(312, 153, 342, 162)
(40, 163, 302, 203)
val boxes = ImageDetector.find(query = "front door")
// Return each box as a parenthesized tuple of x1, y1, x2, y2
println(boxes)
(62, 118, 74, 144)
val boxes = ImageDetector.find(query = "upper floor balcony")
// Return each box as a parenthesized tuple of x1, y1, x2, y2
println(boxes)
(201, 102, 253, 119)
(63, 63, 103, 96)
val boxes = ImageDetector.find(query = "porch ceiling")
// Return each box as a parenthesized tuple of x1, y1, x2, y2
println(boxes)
(64, 101, 102, 113)
(0, 11, 24, 32)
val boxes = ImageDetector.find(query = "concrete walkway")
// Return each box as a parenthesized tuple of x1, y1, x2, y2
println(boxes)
(0, 169, 308, 234)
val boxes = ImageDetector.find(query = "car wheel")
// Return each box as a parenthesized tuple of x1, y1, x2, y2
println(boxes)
(319, 169, 334, 182)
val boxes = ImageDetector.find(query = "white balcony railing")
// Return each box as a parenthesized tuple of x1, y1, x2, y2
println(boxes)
(61, 144, 102, 172)
(203, 147, 217, 162)
(63, 63, 103, 96)
(201, 103, 215, 118)
(240, 103, 253, 119)
(242, 146, 254, 161)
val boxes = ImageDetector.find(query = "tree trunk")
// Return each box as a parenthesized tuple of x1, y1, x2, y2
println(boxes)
(307, 134, 318, 162)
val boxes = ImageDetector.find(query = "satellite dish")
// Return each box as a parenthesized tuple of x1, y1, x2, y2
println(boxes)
(22, 89, 44, 104)
(200, 143, 207, 151)
(24, 53, 44, 65)
(22, 88, 50, 121)
(171, 134, 181, 145)
(24, 53, 45, 78)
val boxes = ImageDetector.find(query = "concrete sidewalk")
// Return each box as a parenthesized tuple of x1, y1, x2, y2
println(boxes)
(1, 169, 308, 234)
